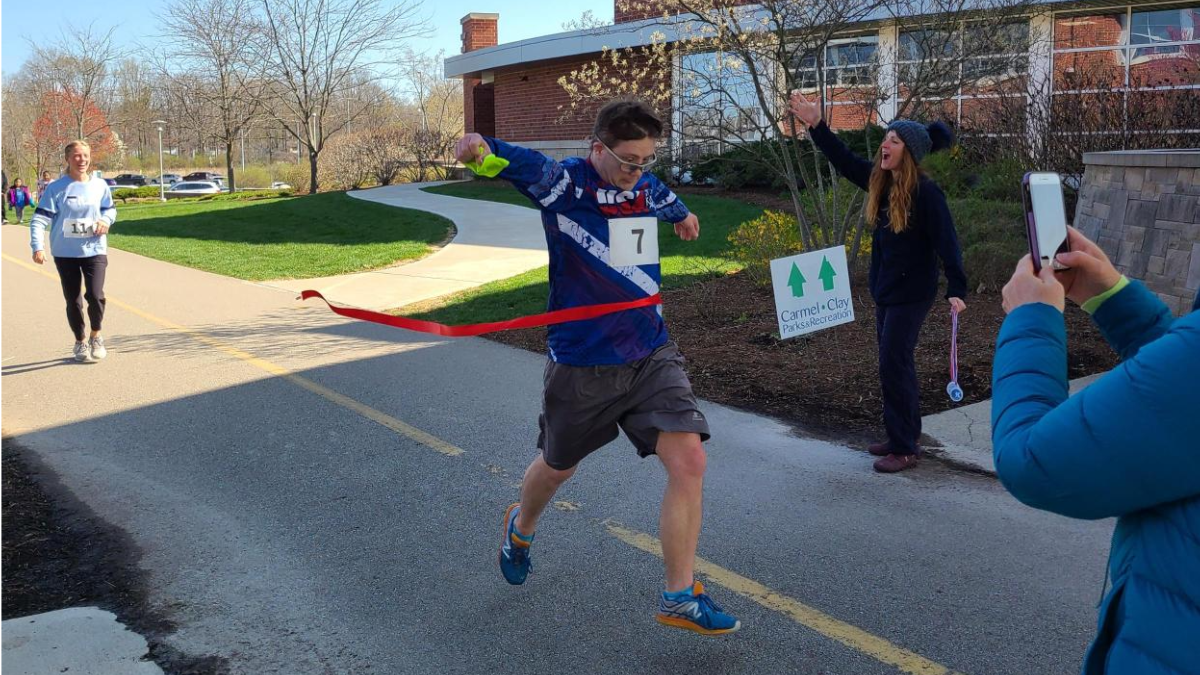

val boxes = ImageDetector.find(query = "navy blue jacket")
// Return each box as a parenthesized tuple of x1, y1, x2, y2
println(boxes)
(808, 121, 968, 306)
(992, 283, 1200, 674)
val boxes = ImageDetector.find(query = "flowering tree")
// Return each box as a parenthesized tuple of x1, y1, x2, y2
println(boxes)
(30, 89, 119, 167)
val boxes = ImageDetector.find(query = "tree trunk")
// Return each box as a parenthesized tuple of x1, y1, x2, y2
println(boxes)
(225, 142, 236, 192)
(308, 150, 319, 194)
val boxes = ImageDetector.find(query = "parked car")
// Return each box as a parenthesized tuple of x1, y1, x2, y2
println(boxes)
(150, 173, 183, 186)
(103, 178, 118, 188)
(113, 173, 148, 187)
(270, 181, 292, 190)
(182, 172, 224, 186)
(164, 181, 222, 199)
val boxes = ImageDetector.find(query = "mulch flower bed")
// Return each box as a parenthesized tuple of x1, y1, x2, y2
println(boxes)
(482, 270, 1118, 441)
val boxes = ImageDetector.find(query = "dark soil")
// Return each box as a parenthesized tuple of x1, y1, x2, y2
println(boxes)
(480, 271, 1118, 444)
(2, 438, 229, 674)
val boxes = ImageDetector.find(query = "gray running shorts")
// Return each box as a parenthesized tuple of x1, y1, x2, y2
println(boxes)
(537, 342, 711, 470)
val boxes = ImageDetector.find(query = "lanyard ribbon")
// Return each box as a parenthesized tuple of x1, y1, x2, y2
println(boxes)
(299, 290, 662, 338)
(947, 308, 964, 402)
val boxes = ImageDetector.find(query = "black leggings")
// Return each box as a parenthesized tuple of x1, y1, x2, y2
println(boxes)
(54, 255, 108, 341)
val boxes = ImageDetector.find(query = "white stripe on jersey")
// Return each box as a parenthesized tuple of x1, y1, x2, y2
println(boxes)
(539, 172, 573, 207)
(555, 214, 660, 296)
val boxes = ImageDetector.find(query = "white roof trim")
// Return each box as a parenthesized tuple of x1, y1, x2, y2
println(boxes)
(444, 0, 1075, 78)
(445, 15, 680, 78)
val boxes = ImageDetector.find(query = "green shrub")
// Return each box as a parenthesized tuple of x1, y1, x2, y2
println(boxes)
(197, 189, 293, 202)
(728, 206, 871, 285)
(727, 210, 804, 284)
(235, 165, 272, 189)
(112, 186, 165, 201)
(273, 163, 311, 193)
(949, 197, 1026, 291)
(972, 157, 1026, 202)
(687, 126, 885, 191)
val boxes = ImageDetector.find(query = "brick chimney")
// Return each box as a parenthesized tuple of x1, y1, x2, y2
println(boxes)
(461, 13, 499, 137)
(461, 13, 499, 53)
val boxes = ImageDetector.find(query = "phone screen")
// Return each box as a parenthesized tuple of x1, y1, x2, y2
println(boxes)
(1028, 173, 1069, 269)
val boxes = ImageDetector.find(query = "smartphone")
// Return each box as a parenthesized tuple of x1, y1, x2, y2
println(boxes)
(1021, 172, 1070, 272)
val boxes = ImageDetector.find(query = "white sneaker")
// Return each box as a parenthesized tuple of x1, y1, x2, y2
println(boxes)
(73, 341, 92, 362)
(89, 336, 107, 360)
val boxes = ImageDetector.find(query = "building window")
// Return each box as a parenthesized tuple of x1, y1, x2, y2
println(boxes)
(896, 21, 1030, 134)
(1052, 3, 1200, 137)
(679, 51, 769, 156)
(792, 35, 879, 129)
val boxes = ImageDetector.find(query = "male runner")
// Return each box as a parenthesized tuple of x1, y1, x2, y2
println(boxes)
(455, 99, 740, 635)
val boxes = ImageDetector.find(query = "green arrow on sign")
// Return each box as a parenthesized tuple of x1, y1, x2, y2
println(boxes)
(819, 255, 837, 291)
(788, 262, 807, 298)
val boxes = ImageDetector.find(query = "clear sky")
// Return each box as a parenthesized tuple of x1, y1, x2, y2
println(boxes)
(0, 0, 611, 77)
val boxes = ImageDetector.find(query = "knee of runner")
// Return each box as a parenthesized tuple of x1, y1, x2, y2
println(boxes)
(541, 461, 578, 485)
(661, 438, 707, 479)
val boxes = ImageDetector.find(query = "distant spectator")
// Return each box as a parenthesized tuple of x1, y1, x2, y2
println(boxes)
(37, 170, 53, 200)
(7, 178, 34, 223)
(992, 227, 1199, 674)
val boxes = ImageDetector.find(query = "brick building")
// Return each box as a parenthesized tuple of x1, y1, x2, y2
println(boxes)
(446, 2, 1200, 160)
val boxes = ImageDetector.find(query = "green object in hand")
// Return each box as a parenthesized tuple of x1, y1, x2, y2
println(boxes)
(464, 150, 509, 178)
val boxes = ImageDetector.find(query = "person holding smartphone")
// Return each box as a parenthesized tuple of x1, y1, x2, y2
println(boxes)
(789, 92, 968, 473)
(993, 227, 1199, 674)
(30, 140, 116, 363)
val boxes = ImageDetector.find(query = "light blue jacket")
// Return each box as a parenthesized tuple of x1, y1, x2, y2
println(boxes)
(992, 281, 1200, 674)
(29, 175, 116, 258)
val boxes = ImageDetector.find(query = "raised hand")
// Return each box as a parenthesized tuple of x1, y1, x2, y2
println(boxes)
(788, 90, 823, 128)
(455, 133, 490, 164)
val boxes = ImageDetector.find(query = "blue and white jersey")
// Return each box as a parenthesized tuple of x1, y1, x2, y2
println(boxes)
(30, 175, 116, 258)
(486, 137, 691, 366)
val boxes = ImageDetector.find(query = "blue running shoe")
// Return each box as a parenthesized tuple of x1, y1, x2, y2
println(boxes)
(657, 582, 741, 635)
(499, 502, 533, 585)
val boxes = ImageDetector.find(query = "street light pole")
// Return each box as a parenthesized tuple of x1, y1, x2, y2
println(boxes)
(153, 120, 167, 202)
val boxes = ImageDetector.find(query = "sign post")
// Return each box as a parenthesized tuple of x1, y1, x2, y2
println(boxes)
(770, 246, 855, 339)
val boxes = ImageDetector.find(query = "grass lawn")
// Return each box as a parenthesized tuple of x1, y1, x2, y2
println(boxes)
(108, 192, 453, 281)
(410, 180, 763, 324)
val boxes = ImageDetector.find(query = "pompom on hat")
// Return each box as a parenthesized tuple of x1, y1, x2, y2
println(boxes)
(885, 120, 955, 163)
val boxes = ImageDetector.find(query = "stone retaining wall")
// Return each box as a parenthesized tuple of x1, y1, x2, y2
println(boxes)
(1074, 150, 1200, 316)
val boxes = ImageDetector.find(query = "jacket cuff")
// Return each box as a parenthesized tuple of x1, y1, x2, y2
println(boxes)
(1081, 276, 1129, 315)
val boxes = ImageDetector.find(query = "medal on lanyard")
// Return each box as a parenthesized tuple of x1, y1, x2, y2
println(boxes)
(946, 307, 964, 402)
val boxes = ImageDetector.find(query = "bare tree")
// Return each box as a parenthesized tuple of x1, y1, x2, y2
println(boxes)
(158, 0, 269, 190)
(397, 50, 464, 181)
(25, 23, 125, 140)
(257, 0, 429, 193)
(563, 0, 1034, 262)
(2, 74, 43, 179)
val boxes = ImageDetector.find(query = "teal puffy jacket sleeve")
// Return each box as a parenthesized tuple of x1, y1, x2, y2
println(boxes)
(991, 282, 1200, 520)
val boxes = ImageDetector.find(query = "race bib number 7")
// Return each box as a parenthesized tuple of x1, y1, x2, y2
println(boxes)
(608, 217, 660, 267)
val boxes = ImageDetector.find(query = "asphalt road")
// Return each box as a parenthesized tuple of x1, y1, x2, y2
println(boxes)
(1, 224, 1114, 675)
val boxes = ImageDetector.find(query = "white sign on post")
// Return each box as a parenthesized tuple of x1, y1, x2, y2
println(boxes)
(769, 246, 855, 339)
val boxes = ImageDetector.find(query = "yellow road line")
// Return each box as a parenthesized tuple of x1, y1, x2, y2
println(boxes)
(5, 250, 960, 673)
(2, 252, 464, 457)
(605, 520, 963, 675)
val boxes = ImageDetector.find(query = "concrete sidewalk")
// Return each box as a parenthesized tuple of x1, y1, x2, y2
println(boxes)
(267, 181, 548, 311)
(923, 374, 1103, 474)
(1, 608, 163, 675)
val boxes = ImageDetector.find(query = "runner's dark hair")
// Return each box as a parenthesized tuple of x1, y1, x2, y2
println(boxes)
(593, 99, 663, 146)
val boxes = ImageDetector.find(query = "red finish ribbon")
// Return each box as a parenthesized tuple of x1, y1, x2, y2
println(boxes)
(299, 290, 662, 338)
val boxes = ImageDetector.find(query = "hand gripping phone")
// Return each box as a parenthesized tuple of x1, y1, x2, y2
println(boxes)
(1021, 172, 1071, 272)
